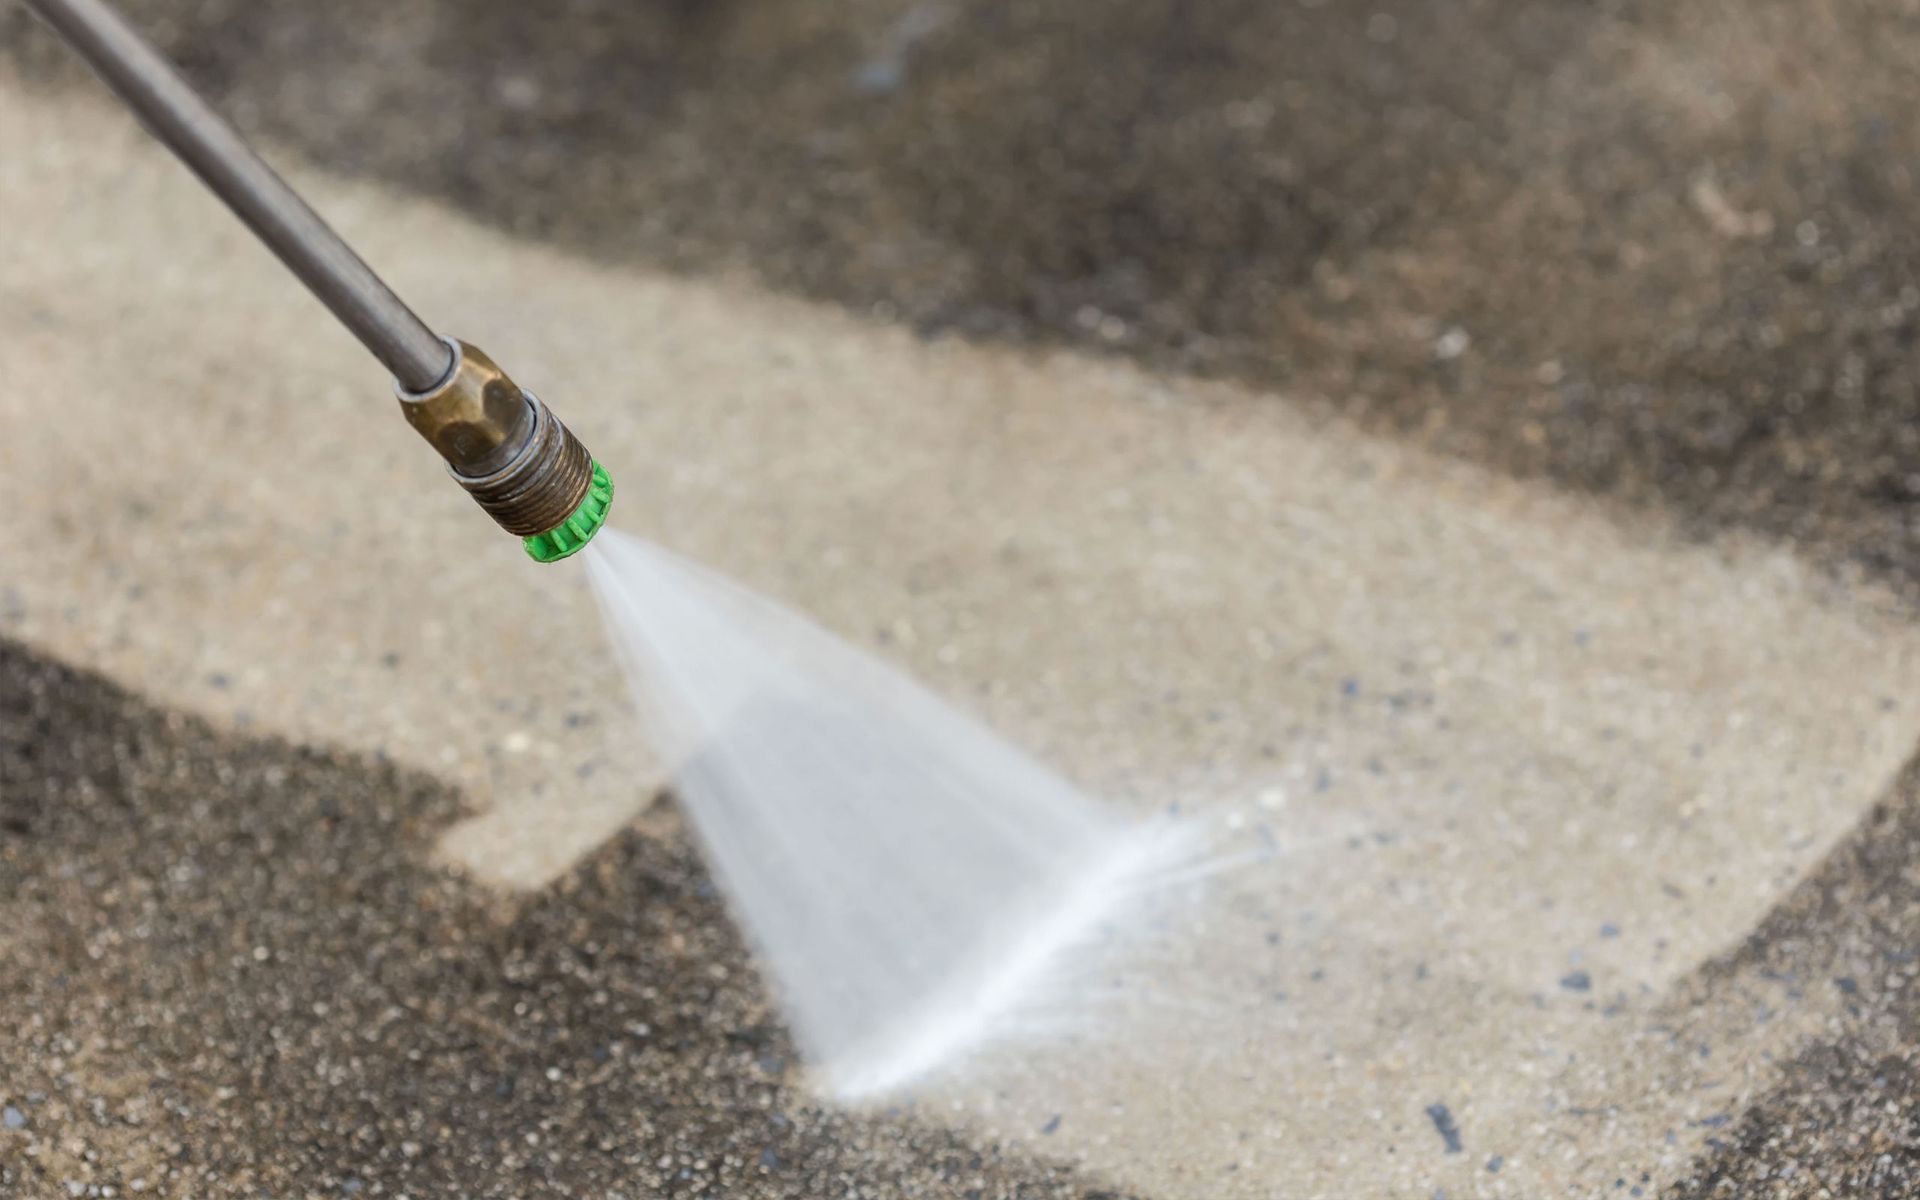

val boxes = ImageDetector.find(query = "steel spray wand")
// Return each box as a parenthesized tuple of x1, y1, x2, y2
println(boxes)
(21, 0, 614, 562)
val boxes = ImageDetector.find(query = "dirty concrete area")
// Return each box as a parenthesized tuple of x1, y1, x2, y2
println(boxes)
(0, 640, 1128, 1199)
(1659, 752, 1920, 1197)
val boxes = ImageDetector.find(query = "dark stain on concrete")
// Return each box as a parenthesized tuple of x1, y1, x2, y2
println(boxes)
(1663, 751, 1920, 1198)
(6, 0, 1920, 592)
(0, 638, 1133, 1198)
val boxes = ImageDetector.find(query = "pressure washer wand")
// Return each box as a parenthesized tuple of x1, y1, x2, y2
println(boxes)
(22, 0, 613, 562)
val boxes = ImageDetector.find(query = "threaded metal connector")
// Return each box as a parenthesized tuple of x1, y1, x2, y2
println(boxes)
(456, 390, 594, 537)
(396, 338, 609, 554)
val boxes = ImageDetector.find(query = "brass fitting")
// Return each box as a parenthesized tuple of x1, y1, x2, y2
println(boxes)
(396, 339, 598, 539)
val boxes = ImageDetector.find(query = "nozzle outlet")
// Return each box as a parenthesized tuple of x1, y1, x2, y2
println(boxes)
(523, 460, 614, 563)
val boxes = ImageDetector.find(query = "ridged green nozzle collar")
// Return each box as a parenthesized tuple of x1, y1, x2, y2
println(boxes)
(523, 461, 613, 563)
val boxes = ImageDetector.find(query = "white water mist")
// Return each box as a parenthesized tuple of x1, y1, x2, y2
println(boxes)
(584, 530, 1167, 1098)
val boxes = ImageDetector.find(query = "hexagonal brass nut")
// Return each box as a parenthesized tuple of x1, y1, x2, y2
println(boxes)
(396, 339, 536, 478)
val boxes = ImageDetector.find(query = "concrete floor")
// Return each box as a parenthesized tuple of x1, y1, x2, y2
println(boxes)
(5, 3, 1920, 1197)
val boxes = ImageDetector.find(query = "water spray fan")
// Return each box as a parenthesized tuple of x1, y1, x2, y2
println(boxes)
(27, 0, 1176, 1098)
(23, 0, 613, 562)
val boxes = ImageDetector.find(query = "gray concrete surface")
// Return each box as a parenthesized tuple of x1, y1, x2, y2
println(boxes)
(5, 3, 1920, 1197)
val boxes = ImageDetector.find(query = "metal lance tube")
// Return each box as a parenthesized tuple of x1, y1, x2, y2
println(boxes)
(20, 0, 451, 390)
(21, 0, 613, 562)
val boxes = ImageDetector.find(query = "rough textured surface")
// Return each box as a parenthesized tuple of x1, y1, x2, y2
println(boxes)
(0, 639, 1130, 1199)
(8, 0, 1920, 591)
(1661, 757, 1920, 1199)
(5, 2, 1920, 1196)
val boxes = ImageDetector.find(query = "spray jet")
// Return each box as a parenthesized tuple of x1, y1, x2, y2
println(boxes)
(22, 0, 1170, 1098)
(22, 0, 614, 563)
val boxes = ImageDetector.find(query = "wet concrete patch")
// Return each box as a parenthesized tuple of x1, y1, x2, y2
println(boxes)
(0, 638, 1131, 1198)
(8, 0, 1920, 589)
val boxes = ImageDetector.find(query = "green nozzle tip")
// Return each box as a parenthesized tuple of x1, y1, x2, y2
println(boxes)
(523, 461, 613, 563)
